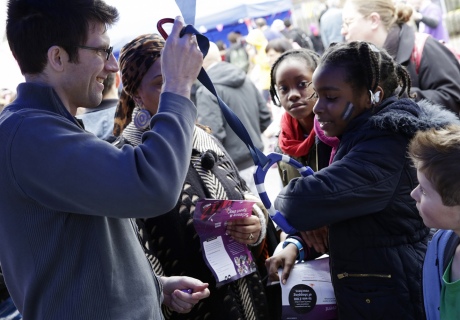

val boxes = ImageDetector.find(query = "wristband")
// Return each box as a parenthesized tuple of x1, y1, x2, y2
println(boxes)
(282, 238, 304, 261)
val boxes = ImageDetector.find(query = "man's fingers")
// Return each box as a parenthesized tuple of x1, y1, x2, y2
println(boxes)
(169, 16, 185, 38)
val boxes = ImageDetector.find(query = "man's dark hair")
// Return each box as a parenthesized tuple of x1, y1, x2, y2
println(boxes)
(6, 0, 119, 75)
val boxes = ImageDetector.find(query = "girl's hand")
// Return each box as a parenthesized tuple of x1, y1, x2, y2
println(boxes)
(226, 215, 261, 245)
(265, 244, 298, 284)
(160, 276, 210, 313)
(299, 226, 329, 254)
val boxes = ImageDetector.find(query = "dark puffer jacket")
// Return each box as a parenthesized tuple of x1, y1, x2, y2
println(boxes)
(275, 98, 460, 319)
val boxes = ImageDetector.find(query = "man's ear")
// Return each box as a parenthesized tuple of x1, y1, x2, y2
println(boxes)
(47, 46, 67, 72)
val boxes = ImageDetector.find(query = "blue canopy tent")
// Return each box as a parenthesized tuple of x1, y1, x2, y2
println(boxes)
(108, 0, 293, 58)
(195, 0, 292, 46)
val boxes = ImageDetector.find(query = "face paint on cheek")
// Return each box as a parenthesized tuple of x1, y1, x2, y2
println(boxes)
(341, 102, 354, 121)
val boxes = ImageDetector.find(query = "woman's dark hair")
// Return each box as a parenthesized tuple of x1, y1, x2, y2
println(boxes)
(269, 48, 320, 106)
(265, 38, 293, 54)
(320, 41, 412, 101)
(7, 0, 119, 74)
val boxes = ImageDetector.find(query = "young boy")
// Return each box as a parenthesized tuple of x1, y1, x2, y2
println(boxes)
(409, 124, 460, 320)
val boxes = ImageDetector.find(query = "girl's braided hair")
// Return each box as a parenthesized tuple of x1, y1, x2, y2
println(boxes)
(320, 41, 413, 101)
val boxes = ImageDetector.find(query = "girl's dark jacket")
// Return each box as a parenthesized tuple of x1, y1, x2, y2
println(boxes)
(275, 97, 460, 319)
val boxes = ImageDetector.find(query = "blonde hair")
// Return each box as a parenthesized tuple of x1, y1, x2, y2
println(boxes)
(345, 0, 413, 30)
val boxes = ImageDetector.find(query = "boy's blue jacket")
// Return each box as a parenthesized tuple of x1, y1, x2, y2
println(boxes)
(0, 82, 196, 320)
(276, 97, 460, 319)
(423, 229, 460, 320)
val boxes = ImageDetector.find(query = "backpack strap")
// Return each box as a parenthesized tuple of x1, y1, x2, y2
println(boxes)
(423, 229, 460, 320)
(411, 32, 429, 75)
(442, 230, 460, 275)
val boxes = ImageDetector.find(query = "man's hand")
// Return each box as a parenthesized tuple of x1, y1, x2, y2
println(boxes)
(161, 16, 203, 98)
(160, 276, 210, 313)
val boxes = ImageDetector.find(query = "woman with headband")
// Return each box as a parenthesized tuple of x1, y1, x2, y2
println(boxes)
(111, 33, 271, 319)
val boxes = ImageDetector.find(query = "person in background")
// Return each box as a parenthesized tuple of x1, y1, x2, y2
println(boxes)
(195, 42, 272, 196)
(246, 18, 284, 101)
(407, 0, 449, 42)
(77, 72, 120, 139)
(0, 88, 16, 112)
(266, 40, 460, 319)
(215, 40, 227, 61)
(341, 0, 460, 114)
(409, 125, 460, 320)
(281, 18, 315, 51)
(265, 38, 294, 67)
(110, 33, 272, 320)
(0, 0, 209, 317)
(308, 23, 325, 54)
(225, 31, 250, 73)
(319, 0, 344, 49)
(255, 17, 285, 42)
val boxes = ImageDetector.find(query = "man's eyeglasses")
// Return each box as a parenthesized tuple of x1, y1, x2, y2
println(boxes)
(76, 45, 113, 60)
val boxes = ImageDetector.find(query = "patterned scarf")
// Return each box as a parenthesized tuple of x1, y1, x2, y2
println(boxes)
(113, 33, 165, 136)
(278, 112, 316, 158)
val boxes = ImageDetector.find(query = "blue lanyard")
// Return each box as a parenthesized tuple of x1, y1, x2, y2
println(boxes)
(157, 19, 315, 234)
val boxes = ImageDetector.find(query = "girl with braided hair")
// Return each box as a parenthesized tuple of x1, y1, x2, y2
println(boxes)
(266, 41, 460, 319)
(268, 48, 333, 256)
(269, 48, 333, 186)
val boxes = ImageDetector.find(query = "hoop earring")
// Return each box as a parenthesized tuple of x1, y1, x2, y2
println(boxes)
(134, 109, 151, 130)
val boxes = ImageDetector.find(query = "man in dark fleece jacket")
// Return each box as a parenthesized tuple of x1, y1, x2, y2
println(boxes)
(0, 1, 209, 319)
(195, 42, 272, 195)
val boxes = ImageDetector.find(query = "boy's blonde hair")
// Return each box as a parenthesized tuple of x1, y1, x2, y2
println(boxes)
(408, 125, 460, 206)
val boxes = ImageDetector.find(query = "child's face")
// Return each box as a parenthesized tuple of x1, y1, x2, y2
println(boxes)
(312, 64, 369, 137)
(275, 58, 315, 121)
(411, 169, 460, 230)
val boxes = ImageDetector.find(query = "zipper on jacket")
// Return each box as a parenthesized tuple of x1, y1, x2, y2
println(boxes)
(337, 272, 392, 280)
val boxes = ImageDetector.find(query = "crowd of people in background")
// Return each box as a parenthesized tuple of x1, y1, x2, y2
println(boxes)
(2, 0, 460, 319)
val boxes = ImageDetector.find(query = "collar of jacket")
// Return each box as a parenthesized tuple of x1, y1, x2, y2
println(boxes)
(384, 23, 415, 66)
(7, 82, 81, 127)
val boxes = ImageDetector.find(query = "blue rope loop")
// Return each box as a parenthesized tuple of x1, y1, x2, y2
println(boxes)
(253, 153, 314, 234)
